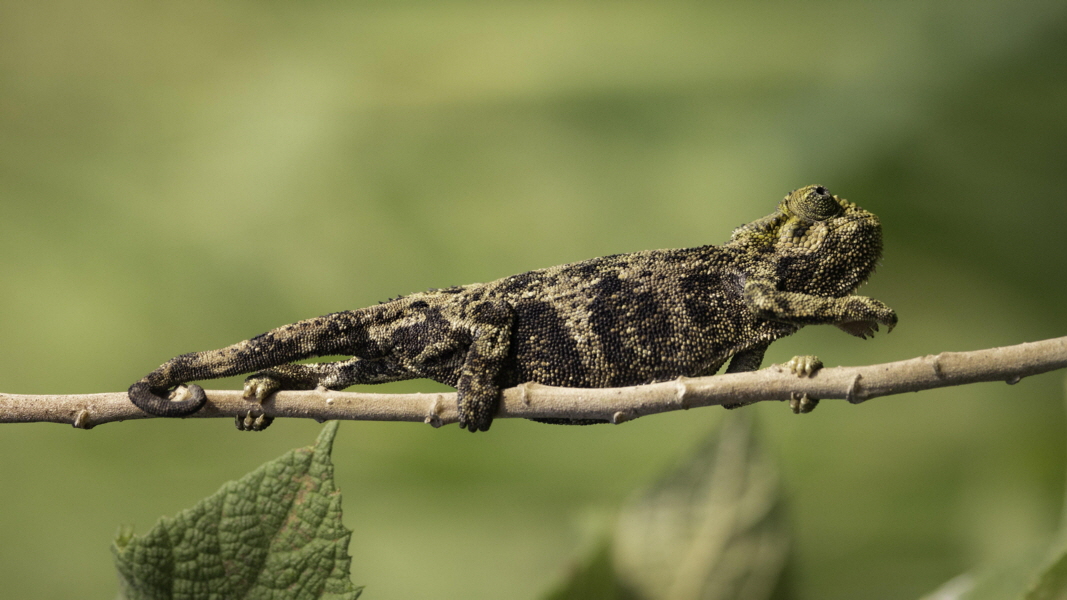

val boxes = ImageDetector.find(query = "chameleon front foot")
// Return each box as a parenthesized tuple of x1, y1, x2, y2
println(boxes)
(834, 300, 897, 339)
(235, 409, 274, 432)
(786, 355, 823, 377)
(458, 414, 492, 433)
(457, 393, 496, 433)
(786, 355, 822, 414)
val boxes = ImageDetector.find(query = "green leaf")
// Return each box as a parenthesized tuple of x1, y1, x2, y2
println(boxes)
(612, 412, 791, 600)
(113, 422, 362, 600)
(545, 413, 791, 600)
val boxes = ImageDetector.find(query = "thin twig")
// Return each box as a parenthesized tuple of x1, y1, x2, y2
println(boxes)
(3, 337, 1066, 430)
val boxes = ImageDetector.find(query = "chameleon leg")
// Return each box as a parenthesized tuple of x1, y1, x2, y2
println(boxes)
(724, 344, 769, 374)
(456, 301, 514, 433)
(720, 348, 823, 413)
(721, 343, 768, 410)
(743, 279, 897, 337)
(231, 358, 413, 432)
(243, 357, 413, 401)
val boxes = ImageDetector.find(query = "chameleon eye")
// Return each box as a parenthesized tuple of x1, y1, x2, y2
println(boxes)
(787, 185, 843, 221)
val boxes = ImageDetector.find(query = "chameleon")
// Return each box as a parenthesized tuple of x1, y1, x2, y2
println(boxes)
(128, 185, 896, 432)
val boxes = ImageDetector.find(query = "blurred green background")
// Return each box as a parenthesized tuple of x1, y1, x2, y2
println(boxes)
(2, 0, 1066, 598)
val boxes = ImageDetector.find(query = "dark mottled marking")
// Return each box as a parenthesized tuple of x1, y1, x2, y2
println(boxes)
(507, 300, 587, 387)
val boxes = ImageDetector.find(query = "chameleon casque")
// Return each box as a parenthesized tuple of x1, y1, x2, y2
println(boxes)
(129, 185, 896, 432)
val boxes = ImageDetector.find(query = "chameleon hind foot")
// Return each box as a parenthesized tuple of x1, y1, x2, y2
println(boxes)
(243, 373, 283, 402)
(239, 375, 279, 430)
(235, 409, 274, 432)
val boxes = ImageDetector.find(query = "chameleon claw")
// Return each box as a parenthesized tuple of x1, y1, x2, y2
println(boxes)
(243, 375, 281, 402)
(789, 392, 820, 414)
(458, 417, 487, 433)
(786, 355, 823, 378)
(235, 409, 274, 432)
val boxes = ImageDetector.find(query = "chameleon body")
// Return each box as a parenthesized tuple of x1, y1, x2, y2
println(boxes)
(129, 185, 896, 431)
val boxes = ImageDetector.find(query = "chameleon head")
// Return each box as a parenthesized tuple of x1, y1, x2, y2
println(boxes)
(776, 184, 884, 296)
(729, 185, 884, 297)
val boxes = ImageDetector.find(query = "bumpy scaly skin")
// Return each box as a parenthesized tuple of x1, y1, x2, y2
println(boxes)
(128, 185, 897, 432)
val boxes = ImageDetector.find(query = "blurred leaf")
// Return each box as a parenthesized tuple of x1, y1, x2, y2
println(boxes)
(919, 389, 1067, 600)
(541, 539, 638, 600)
(1024, 541, 1067, 600)
(917, 561, 1022, 600)
(918, 574, 976, 600)
(916, 543, 1067, 600)
(112, 422, 361, 600)
(612, 412, 791, 600)
(545, 413, 790, 600)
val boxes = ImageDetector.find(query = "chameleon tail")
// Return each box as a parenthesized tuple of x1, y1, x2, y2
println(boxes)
(128, 309, 370, 417)
(128, 381, 207, 417)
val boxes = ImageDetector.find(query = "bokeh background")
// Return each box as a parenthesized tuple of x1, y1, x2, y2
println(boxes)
(2, 1, 1066, 598)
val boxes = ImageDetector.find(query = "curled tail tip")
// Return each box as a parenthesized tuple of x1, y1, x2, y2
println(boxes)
(127, 381, 208, 417)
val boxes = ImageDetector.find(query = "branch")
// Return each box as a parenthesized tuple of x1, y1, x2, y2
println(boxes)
(3, 337, 1066, 430)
